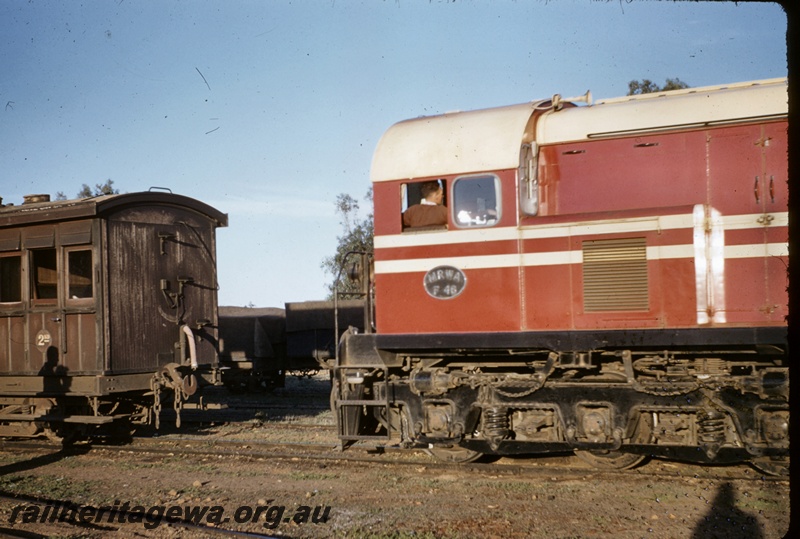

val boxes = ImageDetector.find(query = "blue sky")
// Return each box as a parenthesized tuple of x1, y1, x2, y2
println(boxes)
(0, 0, 788, 307)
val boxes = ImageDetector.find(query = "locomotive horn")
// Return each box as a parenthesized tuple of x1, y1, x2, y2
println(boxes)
(551, 89, 592, 110)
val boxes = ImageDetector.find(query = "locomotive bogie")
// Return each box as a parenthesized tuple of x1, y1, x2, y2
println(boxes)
(335, 341, 788, 466)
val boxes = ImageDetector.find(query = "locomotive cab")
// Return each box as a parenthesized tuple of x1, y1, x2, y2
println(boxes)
(333, 78, 789, 475)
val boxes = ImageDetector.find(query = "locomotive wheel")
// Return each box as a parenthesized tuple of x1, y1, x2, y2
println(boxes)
(574, 449, 646, 470)
(426, 444, 483, 463)
(750, 456, 789, 477)
(574, 413, 652, 470)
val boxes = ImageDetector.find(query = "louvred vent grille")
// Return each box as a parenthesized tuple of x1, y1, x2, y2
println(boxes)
(582, 237, 649, 312)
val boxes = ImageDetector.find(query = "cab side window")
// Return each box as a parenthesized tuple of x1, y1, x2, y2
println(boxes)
(401, 179, 448, 231)
(453, 174, 501, 228)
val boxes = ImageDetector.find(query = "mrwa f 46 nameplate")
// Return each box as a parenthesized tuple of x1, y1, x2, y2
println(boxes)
(424, 266, 466, 299)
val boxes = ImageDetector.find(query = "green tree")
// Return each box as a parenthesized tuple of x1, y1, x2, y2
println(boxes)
(55, 179, 119, 200)
(78, 179, 119, 197)
(321, 188, 374, 298)
(627, 77, 689, 95)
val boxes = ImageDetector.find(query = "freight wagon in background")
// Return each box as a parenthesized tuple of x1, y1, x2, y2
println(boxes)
(334, 78, 789, 475)
(217, 300, 365, 392)
(0, 191, 228, 440)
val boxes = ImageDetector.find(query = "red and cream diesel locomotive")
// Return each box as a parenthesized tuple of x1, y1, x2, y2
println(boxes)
(333, 78, 789, 474)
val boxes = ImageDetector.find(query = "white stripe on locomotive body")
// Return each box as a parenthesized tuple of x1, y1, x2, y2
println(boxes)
(374, 212, 696, 250)
(373, 209, 788, 274)
(374, 243, 787, 275)
(376, 254, 522, 274)
(720, 212, 788, 230)
(725, 242, 788, 259)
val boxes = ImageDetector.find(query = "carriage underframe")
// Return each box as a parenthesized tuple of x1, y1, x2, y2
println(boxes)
(0, 365, 222, 441)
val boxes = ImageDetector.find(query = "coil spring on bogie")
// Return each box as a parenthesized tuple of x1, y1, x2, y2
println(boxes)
(483, 407, 510, 438)
(698, 410, 726, 444)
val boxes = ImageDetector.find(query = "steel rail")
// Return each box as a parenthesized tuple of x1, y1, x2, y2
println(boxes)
(0, 436, 782, 484)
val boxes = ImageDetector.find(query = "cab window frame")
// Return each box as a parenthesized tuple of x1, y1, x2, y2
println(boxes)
(400, 179, 448, 232)
(451, 174, 502, 229)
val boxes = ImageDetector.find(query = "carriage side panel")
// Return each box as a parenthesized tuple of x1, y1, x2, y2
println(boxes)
(106, 206, 220, 374)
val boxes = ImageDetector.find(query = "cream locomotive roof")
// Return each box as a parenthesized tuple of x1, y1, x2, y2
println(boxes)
(370, 101, 544, 183)
(370, 77, 787, 183)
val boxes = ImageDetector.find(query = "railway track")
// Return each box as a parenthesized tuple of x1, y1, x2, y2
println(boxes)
(0, 430, 781, 484)
(1, 423, 788, 539)
(144, 389, 792, 482)
(2, 368, 787, 484)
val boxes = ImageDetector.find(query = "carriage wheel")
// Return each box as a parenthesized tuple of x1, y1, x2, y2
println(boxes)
(43, 423, 87, 446)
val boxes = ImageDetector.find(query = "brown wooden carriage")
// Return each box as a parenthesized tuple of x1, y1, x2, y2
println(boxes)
(0, 191, 227, 439)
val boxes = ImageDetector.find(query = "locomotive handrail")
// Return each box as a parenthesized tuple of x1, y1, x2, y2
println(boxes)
(333, 250, 374, 364)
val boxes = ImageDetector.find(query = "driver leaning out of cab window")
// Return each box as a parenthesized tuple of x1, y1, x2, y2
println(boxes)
(402, 180, 447, 228)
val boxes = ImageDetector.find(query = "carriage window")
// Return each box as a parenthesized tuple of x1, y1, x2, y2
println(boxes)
(452, 174, 501, 228)
(31, 249, 58, 301)
(0, 255, 22, 303)
(67, 249, 93, 300)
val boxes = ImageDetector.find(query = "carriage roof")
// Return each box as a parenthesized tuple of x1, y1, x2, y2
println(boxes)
(0, 191, 228, 228)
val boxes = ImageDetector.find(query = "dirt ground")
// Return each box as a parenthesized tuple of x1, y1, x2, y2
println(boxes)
(0, 375, 791, 539)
